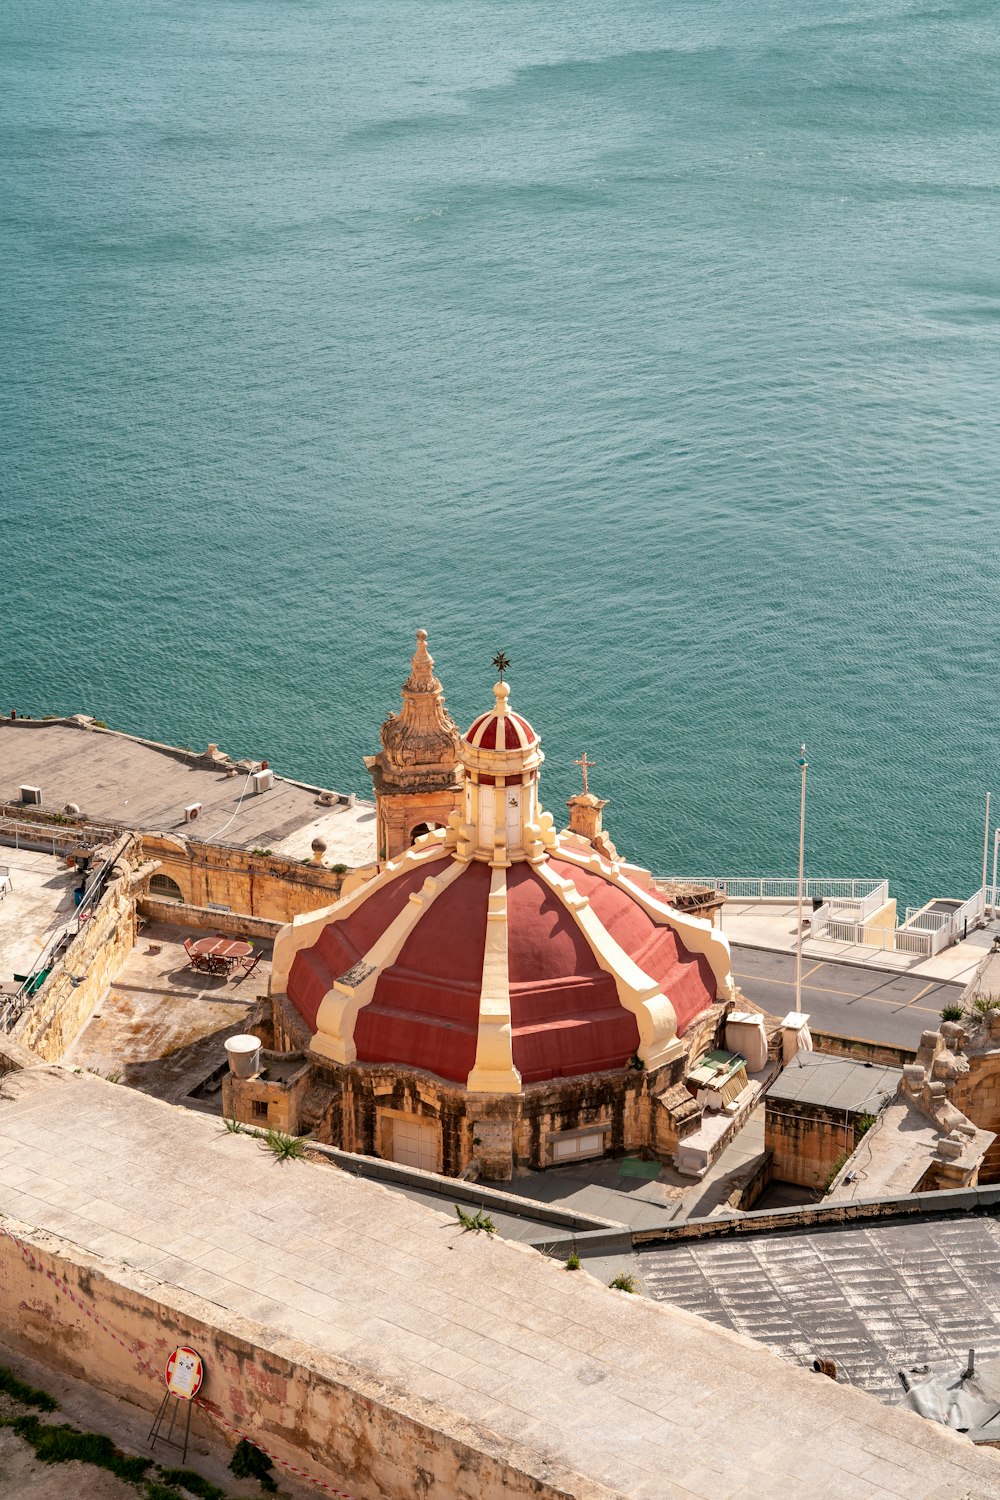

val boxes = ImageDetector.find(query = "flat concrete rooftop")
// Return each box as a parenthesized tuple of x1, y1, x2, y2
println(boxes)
(2, 1067, 999, 1499)
(0, 847, 77, 990)
(0, 719, 376, 865)
(61, 922, 271, 1106)
(768, 1051, 902, 1113)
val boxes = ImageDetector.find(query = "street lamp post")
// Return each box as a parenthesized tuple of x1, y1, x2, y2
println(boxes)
(992, 827, 1000, 920)
(795, 744, 808, 1016)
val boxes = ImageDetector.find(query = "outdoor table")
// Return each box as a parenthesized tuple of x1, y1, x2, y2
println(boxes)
(189, 936, 252, 965)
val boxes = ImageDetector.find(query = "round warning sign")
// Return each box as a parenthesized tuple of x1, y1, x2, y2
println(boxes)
(164, 1346, 204, 1401)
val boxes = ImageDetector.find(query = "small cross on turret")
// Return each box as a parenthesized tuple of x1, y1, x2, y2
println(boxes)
(573, 751, 596, 797)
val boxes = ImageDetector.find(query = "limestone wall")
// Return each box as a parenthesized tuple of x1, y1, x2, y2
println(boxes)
(952, 1048, 1000, 1181)
(141, 834, 346, 923)
(0, 1221, 593, 1500)
(765, 1098, 859, 1191)
(812, 1030, 917, 1070)
(310, 1056, 687, 1178)
(16, 841, 137, 1062)
(138, 896, 281, 940)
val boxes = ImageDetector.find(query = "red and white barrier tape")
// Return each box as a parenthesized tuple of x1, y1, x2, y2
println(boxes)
(1, 1224, 356, 1498)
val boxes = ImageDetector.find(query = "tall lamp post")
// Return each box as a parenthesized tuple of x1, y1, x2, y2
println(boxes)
(983, 792, 992, 923)
(992, 827, 1000, 921)
(795, 744, 808, 1015)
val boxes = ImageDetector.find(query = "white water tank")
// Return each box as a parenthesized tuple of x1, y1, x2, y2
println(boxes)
(224, 1034, 262, 1080)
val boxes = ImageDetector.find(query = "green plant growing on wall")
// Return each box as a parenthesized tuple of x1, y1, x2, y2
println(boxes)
(261, 1128, 306, 1161)
(940, 1003, 964, 1022)
(972, 995, 1000, 1018)
(609, 1271, 637, 1293)
(230, 1437, 277, 1492)
(566, 1251, 581, 1270)
(854, 1111, 876, 1140)
(250, 847, 273, 858)
(454, 1204, 496, 1235)
(823, 1152, 850, 1192)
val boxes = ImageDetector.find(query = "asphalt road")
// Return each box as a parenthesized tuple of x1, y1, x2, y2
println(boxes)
(730, 944, 960, 1049)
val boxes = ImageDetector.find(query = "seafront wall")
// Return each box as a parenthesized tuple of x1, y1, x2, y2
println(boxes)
(0, 1218, 592, 1500)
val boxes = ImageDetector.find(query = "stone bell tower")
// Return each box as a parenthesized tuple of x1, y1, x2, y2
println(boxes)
(364, 630, 463, 865)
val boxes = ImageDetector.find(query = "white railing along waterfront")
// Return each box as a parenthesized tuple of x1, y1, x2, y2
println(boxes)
(664, 876, 887, 903)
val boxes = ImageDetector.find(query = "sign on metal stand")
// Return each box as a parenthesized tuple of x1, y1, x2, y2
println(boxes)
(148, 1345, 204, 1462)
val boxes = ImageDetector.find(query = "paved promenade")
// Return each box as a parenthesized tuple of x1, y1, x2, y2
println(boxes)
(721, 899, 993, 986)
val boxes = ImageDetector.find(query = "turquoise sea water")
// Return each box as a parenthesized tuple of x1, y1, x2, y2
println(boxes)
(3, 0, 999, 905)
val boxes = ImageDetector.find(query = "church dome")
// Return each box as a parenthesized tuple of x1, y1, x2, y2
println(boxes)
(276, 677, 735, 1094)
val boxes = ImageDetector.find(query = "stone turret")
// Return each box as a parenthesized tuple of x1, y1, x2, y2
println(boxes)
(364, 630, 463, 864)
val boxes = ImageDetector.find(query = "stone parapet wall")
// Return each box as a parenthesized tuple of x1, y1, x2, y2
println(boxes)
(811, 1030, 918, 1070)
(765, 1097, 858, 1192)
(141, 834, 346, 924)
(0, 1218, 590, 1500)
(138, 896, 281, 940)
(15, 838, 138, 1061)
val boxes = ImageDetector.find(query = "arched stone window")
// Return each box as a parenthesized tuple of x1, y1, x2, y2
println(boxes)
(149, 873, 183, 902)
(409, 822, 440, 844)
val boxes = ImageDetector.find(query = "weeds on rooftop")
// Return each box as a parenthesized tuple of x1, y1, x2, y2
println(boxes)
(940, 1003, 964, 1022)
(261, 1127, 306, 1161)
(972, 996, 1000, 1018)
(565, 1251, 581, 1270)
(222, 1115, 245, 1134)
(454, 1204, 496, 1235)
(823, 1151, 850, 1192)
(608, 1271, 637, 1293)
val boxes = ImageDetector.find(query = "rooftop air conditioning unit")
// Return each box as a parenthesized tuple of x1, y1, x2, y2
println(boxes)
(184, 802, 203, 823)
(20, 786, 42, 805)
(251, 769, 275, 794)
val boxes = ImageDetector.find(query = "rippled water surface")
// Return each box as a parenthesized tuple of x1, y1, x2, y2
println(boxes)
(3, 0, 999, 904)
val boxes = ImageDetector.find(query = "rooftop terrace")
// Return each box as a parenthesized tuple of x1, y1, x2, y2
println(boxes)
(0, 719, 376, 865)
(0, 847, 77, 992)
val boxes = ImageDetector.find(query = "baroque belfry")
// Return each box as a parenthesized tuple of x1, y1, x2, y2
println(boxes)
(364, 630, 463, 864)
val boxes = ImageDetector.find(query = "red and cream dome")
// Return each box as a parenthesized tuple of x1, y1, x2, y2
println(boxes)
(272, 681, 735, 1093)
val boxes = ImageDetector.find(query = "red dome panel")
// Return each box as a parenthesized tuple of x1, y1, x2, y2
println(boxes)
(354, 861, 492, 1083)
(287, 857, 446, 1030)
(506, 865, 639, 1083)
(550, 860, 716, 1034)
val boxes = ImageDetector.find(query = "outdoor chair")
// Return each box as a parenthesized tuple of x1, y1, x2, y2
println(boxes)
(235, 951, 263, 983)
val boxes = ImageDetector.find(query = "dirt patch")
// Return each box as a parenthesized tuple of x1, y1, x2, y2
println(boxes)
(0, 1425, 138, 1499)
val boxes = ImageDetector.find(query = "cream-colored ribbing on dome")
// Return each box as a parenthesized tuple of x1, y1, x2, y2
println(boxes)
(465, 866, 521, 1094)
(534, 860, 684, 1070)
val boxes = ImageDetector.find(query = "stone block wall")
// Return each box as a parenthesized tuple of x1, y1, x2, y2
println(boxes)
(16, 839, 137, 1061)
(0, 1223, 584, 1500)
(765, 1099, 858, 1192)
(140, 834, 347, 923)
(221, 1058, 309, 1134)
(138, 896, 280, 941)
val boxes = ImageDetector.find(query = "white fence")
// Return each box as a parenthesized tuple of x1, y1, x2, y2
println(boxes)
(665, 876, 887, 904)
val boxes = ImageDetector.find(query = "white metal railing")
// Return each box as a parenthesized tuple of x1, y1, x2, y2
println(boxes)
(664, 876, 887, 903)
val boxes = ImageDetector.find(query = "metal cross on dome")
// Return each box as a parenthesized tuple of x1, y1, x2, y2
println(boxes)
(574, 751, 596, 795)
(491, 651, 511, 682)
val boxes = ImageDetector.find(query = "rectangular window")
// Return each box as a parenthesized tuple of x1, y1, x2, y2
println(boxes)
(252, 1100, 269, 1121)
